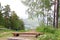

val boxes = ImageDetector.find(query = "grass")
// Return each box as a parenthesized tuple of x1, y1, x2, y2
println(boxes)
(0, 28, 27, 38)
(36, 26, 60, 40)
(0, 29, 37, 40)
(0, 30, 12, 38)
(0, 29, 13, 40)
(1, 26, 60, 40)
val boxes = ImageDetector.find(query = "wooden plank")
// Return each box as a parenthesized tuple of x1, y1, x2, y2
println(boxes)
(12, 32, 43, 38)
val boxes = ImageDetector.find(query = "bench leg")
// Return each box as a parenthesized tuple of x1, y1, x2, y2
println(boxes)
(35, 34, 40, 38)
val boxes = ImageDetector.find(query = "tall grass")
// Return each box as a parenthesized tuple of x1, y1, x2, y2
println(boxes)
(36, 25, 60, 40)
(36, 25, 56, 34)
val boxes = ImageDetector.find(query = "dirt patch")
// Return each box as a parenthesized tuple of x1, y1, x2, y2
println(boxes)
(0, 38, 7, 40)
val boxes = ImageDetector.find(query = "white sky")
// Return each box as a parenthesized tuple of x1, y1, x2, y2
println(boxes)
(0, 0, 28, 19)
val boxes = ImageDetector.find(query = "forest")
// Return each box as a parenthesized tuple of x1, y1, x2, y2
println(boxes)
(0, 3, 25, 30)
(0, 0, 60, 40)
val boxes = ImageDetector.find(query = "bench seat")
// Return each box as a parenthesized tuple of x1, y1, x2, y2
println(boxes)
(12, 32, 43, 38)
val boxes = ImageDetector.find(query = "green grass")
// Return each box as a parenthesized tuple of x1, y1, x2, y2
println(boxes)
(36, 26, 60, 40)
(1, 26, 60, 40)
(0, 28, 26, 38)
(0, 30, 13, 38)
(0, 32, 12, 37)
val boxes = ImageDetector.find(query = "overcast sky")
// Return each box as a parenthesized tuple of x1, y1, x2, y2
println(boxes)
(0, 0, 28, 19)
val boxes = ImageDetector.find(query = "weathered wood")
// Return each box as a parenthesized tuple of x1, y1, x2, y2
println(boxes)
(12, 32, 43, 38)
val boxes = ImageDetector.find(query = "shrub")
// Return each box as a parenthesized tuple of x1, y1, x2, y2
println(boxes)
(36, 25, 56, 34)
(38, 34, 58, 40)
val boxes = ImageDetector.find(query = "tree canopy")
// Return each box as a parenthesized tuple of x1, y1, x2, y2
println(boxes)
(0, 3, 25, 30)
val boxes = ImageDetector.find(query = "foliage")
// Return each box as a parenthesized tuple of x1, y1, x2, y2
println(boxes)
(22, 0, 53, 26)
(0, 3, 4, 26)
(36, 24, 60, 40)
(37, 28, 60, 40)
(3, 5, 11, 29)
(36, 25, 56, 34)
(10, 11, 25, 30)
(0, 3, 25, 30)
(38, 34, 58, 40)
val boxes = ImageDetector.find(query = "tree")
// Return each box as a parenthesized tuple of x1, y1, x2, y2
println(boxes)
(10, 11, 25, 30)
(58, 0, 60, 27)
(22, 0, 53, 26)
(3, 5, 11, 28)
(54, 0, 59, 28)
(41, 0, 53, 26)
(0, 3, 4, 26)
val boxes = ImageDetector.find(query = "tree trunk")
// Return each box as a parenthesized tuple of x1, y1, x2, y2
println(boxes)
(54, 0, 59, 28)
(53, 0, 56, 27)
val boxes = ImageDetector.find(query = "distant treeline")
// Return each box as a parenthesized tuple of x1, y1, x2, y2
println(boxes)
(0, 3, 25, 30)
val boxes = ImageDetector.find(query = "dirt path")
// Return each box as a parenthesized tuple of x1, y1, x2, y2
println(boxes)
(0, 37, 37, 40)
(0, 30, 38, 40)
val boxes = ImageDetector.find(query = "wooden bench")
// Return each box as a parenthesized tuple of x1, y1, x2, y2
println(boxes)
(12, 32, 43, 38)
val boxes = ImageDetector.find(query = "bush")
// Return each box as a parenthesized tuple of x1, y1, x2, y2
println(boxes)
(36, 24, 60, 40)
(38, 34, 58, 40)
(36, 26, 60, 40)
(36, 25, 56, 34)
